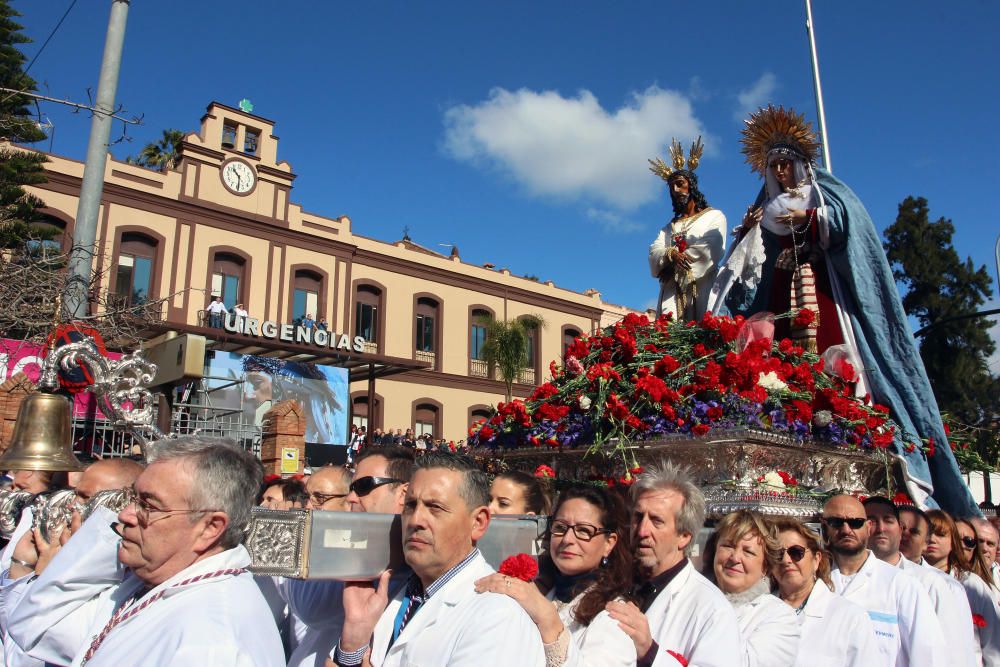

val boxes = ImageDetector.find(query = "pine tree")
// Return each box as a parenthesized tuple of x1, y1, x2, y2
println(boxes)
(883, 196, 1000, 431)
(0, 0, 50, 248)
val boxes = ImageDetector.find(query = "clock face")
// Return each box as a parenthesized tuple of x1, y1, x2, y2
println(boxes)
(221, 160, 256, 194)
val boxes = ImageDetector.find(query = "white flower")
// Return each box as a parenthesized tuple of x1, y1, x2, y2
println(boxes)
(762, 471, 786, 489)
(756, 371, 787, 391)
(812, 410, 833, 428)
(578, 396, 592, 411)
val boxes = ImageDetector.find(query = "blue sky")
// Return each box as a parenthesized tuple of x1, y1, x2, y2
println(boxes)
(16, 1, 1000, 370)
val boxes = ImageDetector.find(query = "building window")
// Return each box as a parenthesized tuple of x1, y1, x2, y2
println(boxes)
(563, 327, 582, 359)
(27, 216, 66, 254)
(414, 402, 439, 438)
(115, 232, 157, 306)
(469, 408, 491, 428)
(292, 269, 323, 324)
(415, 298, 437, 352)
(354, 284, 382, 352)
(519, 317, 540, 385)
(470, 309, 489, 360)
(210, 252, 245, 309)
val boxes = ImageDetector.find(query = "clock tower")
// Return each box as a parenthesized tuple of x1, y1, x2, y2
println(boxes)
(176, 100, 296, 223)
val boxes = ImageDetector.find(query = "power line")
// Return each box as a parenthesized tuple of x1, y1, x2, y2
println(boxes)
(25, 0, 79, 74)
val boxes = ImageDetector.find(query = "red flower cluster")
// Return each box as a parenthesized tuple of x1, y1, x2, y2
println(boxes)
(672, 235, 688, 254)
(534, 464, 556, 478)
(498, 553, 539, 582)
(793, 308, 816, 327)
(973, 613, 988, 629)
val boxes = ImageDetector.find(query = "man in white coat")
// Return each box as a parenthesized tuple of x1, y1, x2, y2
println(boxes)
(6, 436, 285, 666)
(1, 458, 144, 667)
(648, 152, 726, 322)
(332, 452, 544, 666)
(605, 460, 741, 667)
(863, 496, 976, 667)
(823, 495, 946, 667)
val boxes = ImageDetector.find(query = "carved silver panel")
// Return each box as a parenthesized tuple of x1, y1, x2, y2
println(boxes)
(245, 508, 310, 578)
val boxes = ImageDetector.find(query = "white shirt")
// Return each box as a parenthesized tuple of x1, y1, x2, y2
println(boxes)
(895, 556, 976, 667)
(7, 507, 284, 667)
(206, 300, 228, 314)
(0, 508, 33, 574)
(645, 560, 743, 667)
(793, 580, 880, 667)
(544, 589, 636, 667)
(649, 208, 727, 321)
(729, 589, 800, 667)
(0, 574, 41, 667)
(831, 551, 947, 666)
(368, 550, 545, 666)
(953, 569, 1000, 667)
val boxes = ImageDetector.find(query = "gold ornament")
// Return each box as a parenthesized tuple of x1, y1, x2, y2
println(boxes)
(740, 105, 822, 176)
(648, 135, 705, 183)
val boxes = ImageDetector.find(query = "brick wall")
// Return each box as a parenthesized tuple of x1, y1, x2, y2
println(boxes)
(259, 399, 305, 477)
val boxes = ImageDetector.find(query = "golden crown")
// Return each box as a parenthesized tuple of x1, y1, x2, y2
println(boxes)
(648, 136, 704, 182)
(740, 105, 822, 176)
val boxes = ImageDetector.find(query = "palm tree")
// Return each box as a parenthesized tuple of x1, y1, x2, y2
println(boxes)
(480, 314, 545, 403)
(127, 129, 185, 172)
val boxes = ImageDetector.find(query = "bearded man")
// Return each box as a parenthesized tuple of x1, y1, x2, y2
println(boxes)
(648, 137, 726, 321)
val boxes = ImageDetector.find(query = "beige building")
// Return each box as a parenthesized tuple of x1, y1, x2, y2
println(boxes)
(20, 101, 633, 446)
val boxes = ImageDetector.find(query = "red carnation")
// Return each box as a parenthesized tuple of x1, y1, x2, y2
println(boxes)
(793, 308, 816, 327)
(499, 553, 539, 582)
(534, 464, 556, 479)
(665, 650, 689, 666)
(692, 423, 710, 436)
(973, 613, 987, 629)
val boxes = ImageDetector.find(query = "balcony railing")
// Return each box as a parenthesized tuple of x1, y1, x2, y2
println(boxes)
(470, 359, 537, 385)
(415, 349, 436, 368)
(518, 367, 536, 385)
(362, 340, 379, 354)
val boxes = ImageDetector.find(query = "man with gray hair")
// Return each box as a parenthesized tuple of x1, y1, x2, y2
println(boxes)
(606, 460, 740, 666)
(334, 452, 544, 666)
(7, 436, 284, 666)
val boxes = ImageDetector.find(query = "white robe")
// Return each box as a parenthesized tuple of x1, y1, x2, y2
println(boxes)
(7, 507, 285, 667)
(793, 580, 880, 667)
(0, 574, 41, 667)
(730, 590, 800, 667)
(544, 589, 636, 667)
(896, 556, 977, 667)
(831, 551, 947, 667)
(649, 208, 727, 321)
(369, 551, 544, 667)
(645, 561, 742, 667)
(0, 508, 33, 574)
(953, 569, 1000, 666)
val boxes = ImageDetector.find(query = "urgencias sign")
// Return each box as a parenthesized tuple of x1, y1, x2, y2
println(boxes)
(223, 314, 367, 353)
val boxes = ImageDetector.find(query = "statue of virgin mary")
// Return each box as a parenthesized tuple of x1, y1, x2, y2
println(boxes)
(709, 105, 977, 515)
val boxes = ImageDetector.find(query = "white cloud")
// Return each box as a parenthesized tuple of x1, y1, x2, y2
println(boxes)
(442, 86, 708, 210)
(735, 72, 778, 121)
(585, 207, 642, 233)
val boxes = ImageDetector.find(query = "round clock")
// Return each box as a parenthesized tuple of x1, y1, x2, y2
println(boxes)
(221, 159, 256, 195)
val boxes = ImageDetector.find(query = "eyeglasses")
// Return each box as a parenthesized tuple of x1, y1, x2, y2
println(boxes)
(549, 520, 612, 542)
(778, 545, 808, 562)
(823, 516, 869, 530)
(961, 536, 977, 550)
(348, 476, 402, 497)
(123, 486, 219, 526)
(308, 491, 348, 506)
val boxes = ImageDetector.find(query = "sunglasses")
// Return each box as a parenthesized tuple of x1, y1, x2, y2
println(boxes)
(961, 536, 977, 550)
(348, 476, 402, 497)
(823, 516, 869, 530)
(779, 545, 808, 562)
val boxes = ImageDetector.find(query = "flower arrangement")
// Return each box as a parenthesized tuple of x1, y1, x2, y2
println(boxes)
(469, 311, 906, 459)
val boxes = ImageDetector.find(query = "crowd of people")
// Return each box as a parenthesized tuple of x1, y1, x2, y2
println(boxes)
(348, 425, 469, 457)
(1, 437, 999, 666)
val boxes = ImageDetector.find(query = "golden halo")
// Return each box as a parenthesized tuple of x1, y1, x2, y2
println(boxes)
(740, 105, 822, 176)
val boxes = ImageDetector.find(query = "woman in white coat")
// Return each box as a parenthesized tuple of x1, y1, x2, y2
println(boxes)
(476, 484, 636, 667)
(704, 510, 799, 667)
(770, 518, 879, 667)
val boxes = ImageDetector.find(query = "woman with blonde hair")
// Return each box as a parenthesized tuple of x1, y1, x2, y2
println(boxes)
(926, 510, 1000, 664)
(703, 510, 799, 667)
(769, 518, 878, 666)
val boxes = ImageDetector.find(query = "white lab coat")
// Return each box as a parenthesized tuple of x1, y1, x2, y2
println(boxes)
(0, 508, 33, 574)
(729, 589, 800, 667)
(369, 550, 545, 666)
(831, 551, 947, 667)
(896, 557, 977, 667)
(7, 507, 285, 667)
(645, 560, 743, 667)
(544, 589, 636, 667)
(954, 569, 1000, 667)
(793, 580, 880, 667)
(0, 575, 41, 667)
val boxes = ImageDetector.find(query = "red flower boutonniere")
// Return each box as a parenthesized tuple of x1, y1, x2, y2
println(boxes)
(973, 613, 987, 628)
(498, 553, 538, 582)
(665, 650, 689, 666)
(672, 235, 688, 254)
